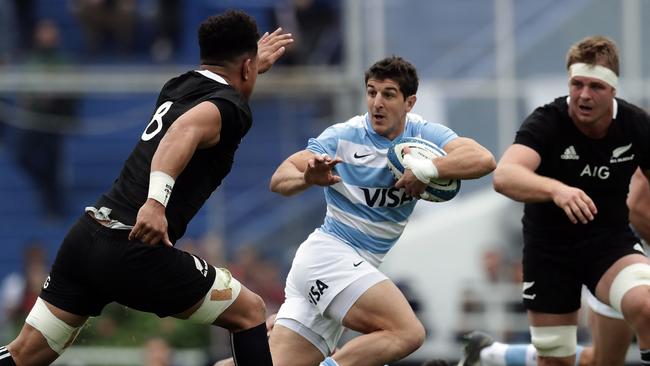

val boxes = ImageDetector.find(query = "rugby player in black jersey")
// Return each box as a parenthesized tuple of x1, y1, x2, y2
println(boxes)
(493, 35, 650, 366)
(0, 10, 292, 366)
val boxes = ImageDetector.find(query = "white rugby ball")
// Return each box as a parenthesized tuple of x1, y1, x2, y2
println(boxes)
(387, 137, 461, 202)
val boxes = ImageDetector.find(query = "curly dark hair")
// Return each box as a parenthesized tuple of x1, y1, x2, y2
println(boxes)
(364, 56, 419, 98)
(198, 10, 259, 65)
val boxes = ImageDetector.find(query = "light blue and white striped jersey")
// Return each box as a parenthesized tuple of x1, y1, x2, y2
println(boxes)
(307, 112, 457, 266)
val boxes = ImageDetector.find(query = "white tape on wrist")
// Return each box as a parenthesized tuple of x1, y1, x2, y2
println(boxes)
(402, 154, 439, 183)
(148, 171, 175, 207)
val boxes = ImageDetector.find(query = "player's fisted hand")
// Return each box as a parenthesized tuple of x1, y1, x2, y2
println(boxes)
(395, 169, 427, 198)
(257, 27, 294, 74)
(129, 199, 173, 246)
(552, 184, 598, 224)
(304, 154, 342, 186)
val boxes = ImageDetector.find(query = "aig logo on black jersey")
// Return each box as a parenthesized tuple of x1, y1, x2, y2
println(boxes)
(580, 164, 610, 180)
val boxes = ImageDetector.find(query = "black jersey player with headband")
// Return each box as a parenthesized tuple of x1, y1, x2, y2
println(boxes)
(0, 10, 292, 366)
(493, 35, 650, 366)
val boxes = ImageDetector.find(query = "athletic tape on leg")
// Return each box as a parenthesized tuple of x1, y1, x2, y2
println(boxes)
(188, 267, 242, 324)
(25, 298, 83, 354)
(609, 263, 650, 313)
(530, 325, 577, 358)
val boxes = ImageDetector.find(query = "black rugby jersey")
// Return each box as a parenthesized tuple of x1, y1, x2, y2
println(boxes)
(95, 70, 252, 243)
(515, 96, 650, 238)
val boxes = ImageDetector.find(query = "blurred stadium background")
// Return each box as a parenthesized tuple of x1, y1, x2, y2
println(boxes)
(0, 0, 648, 364)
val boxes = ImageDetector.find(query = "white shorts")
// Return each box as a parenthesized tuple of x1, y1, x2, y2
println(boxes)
(276, 230, 387, 355)
(583, 286, 623, 320)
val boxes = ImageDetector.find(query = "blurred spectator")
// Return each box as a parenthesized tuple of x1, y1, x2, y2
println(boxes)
(0, 0, 16, 63)
(13, 19, 79, 220)
(455, 246, 528, 342)
(149, 0, 182, 63)
(481, 247, 506, 283)
(70, 0, 136, 59)
(13, 0, 36, 57)
(0, 0, 17, 145)
(273, 0, 342, 65)
(0, 242, 48, 343)
(143, 337, 177, 366)
(228, 246, 285, 314)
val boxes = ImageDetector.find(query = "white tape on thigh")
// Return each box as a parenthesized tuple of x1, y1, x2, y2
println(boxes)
(188, 267, 242, 324)
(609, 263, 650, 313)
(25, 298, 83, 354)
(584, 289, 623, 320)
(530, 325, 577, 357)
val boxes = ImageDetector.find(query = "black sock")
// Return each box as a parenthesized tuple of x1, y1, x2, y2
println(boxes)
(0, 346, 17, 366)
(230, 322, 272, 366)
(641, 348, 650, 365)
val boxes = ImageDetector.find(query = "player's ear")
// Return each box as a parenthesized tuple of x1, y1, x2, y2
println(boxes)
(405, 95, 417, 112)
(242, 58, 253, 81)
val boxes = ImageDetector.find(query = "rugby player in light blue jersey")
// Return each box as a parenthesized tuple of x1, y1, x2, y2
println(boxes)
(267, 56, 496, 366)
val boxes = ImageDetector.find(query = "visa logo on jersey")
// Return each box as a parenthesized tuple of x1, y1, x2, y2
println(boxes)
(360, 187, 415, 207)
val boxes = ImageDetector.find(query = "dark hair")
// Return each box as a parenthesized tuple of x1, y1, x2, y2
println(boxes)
(364, 56, 419, 98)
(566, 35, 619, 75)
(198, 10, 259, 65)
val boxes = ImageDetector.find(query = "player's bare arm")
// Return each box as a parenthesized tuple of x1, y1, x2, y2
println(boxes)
(628, 168, 650, 240)
(437, 137, 496, 179)
(129, 102, 223, 246)
(494, 143, 597, 224)
(257, 27, 293, 74)
(270, 149, 341, 196)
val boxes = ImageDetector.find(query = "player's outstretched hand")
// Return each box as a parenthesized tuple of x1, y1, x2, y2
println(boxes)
(129, 199, 173, 246)
(304, 154, 342, 187)
(257, 27, 293, 74)
(552, 184, 597, 224)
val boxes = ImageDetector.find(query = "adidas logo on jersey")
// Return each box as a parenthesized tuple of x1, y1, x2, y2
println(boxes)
(560, 145, 579, 160)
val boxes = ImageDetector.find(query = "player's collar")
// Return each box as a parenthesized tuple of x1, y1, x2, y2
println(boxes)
(195, 69, 229, 85)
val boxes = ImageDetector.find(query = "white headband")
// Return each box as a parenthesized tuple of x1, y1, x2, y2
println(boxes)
(569, 63, 618, 88)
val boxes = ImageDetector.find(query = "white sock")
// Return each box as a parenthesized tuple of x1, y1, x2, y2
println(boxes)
(320, 357, 340, 366)
(480, 342, 537, 366)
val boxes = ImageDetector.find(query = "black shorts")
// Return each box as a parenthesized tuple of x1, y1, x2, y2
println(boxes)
(522, 227, 643, 314)
(40, 214, 216, 317)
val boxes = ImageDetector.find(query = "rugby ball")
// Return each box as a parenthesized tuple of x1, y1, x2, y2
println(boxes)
(387, 137, 461, 202)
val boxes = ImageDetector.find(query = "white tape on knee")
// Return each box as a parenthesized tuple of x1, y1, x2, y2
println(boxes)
(25, 298, 83, 354)
(530, 325, 577, 357)
(609, 263, 650, 313)
(188, 267, 242, 324)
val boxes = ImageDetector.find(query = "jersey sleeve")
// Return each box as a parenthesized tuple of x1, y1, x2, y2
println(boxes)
(207, 98, 237, 127)
(307, 125, 340, 157)
(418, 121, 458, 148)
(205, 91, 252, 137)
(514, 106, 554, 156)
